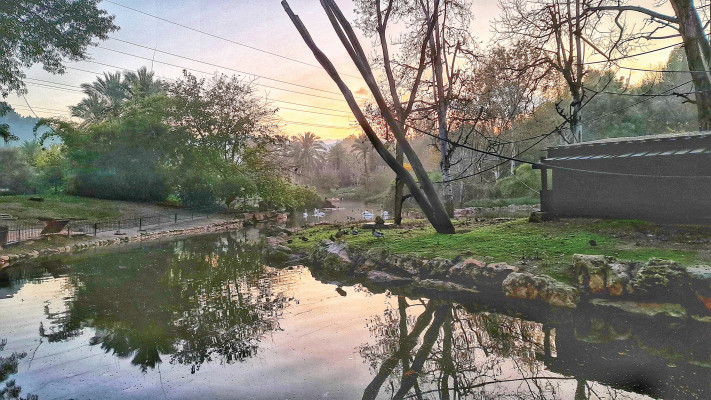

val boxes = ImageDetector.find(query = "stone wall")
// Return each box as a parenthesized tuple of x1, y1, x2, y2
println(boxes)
(0, 219, 244, 270)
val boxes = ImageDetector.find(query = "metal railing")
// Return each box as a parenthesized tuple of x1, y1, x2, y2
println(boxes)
(0, 205, 221, 246)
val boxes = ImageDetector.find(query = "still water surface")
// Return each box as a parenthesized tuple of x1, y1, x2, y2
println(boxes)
(0, 230, 704, 399)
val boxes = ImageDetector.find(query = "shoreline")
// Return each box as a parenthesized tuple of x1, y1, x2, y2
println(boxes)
(0, 218, 245, 270)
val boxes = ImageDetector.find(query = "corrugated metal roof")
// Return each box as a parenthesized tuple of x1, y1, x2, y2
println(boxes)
(544, 148, 711, 161)
(548, 131, 711, 149)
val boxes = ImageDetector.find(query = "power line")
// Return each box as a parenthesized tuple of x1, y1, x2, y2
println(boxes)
(80, 56, 350, 102)
(102, 0, 361, 79)
(583, 42, 682, 66)
(7, 103, 69, 114)
(105, 38, 364, 98)
(585, 84, 701, 97)
(585, 80, 692, 125)
(22, 75, 355, 120)
(280, 120, 357, 130)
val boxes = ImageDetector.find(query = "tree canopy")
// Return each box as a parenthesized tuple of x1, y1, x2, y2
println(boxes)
(0, 0, 118, 97)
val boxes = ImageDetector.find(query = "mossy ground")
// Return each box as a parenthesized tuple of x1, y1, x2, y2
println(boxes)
(0, 194, 177, 223)
(287, 218, 705, 282)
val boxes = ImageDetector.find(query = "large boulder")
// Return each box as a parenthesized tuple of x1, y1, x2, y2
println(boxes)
(421, 258, 454, 279)
(447, 259, 517, 286)
(502, 272, 579, 308)
(573, 254, 635, 297)
(310, 240, 354, 273)
(366, 270, 413, 286)
(628, 259, 690, 300)
(686, 265, 711, 313)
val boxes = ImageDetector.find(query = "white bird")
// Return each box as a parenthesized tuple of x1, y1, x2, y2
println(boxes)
(303, 211, 309, 218)
(362, 210, 374, 220)
(381, 210, 390, 219)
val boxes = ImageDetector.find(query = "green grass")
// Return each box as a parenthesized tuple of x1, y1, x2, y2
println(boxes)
(0, 194, 171, 222)
(289, 218, 700, 271)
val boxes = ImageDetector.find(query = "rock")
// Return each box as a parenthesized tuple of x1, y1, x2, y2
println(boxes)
(573, 254, 634, 297)
(422, 258, 454, 279)
(275, 245, 292, 253)
(686, 265, 711, 312)
(366, 271, 412, 286)
(384, 254, 420, 277)
(311, 241, 353, 273)
(629, 259, 689, 300)
(502, 272, 579, 308)
(448, 259, 517, 286)
(418, 279, 478, 294)
(528, 211, 554, 223)
(590, 299, 687, 319)
(573, 254, 612, 294)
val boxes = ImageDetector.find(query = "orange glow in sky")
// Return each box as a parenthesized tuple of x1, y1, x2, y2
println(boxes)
(5, 0, 684, 140)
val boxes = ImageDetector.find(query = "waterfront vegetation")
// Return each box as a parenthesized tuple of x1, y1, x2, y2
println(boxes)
(288, 218, 702, 282)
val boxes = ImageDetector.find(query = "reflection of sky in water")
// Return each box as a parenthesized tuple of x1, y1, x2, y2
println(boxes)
(0, 234, 660, 399)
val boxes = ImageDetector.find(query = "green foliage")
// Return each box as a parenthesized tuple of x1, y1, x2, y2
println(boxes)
(0, 149, 33, 194)
(40, 95, 174, 202)
(0, 0, 118, 97)
(290, 219, 698, 269)
(33, 145, 66, 193)
(463, 196, 539, 208)
(492, 164, 540, 198)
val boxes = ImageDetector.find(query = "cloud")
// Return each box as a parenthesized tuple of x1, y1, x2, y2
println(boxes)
(355, 87, 369, 96)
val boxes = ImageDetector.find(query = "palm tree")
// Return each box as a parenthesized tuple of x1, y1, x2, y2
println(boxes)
(351, 135, 371, 187)
(71, 71, 128, 120)
(289, 132, 326, 180)
(71, 68, 165, 122)
(124, 67, 164, 98)
(70, 92, 110, 123)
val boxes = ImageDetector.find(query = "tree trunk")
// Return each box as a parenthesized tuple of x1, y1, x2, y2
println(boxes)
(282, 0, 455, 234)
(394, 144, 404, 225)
(430, 13, 455, 218)
(670, 0, 711, 130)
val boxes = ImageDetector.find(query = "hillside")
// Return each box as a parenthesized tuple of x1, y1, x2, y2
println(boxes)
(0, 108, 52, 146)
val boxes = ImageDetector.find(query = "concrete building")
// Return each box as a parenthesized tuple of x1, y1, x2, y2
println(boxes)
(535, 131, 711, 224)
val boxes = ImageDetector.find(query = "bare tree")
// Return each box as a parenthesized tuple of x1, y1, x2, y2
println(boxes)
(497, 0, 623, 144)
(282, 0, 455, 233)
(587, 0, 711, 130)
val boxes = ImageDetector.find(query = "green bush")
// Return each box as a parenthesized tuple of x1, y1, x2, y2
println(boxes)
(491, 164, 541, 198)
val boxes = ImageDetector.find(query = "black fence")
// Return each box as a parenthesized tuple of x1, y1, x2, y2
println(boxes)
(0, 205, 221, 246)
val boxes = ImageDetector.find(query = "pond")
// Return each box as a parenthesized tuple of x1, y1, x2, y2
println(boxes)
(0, 230, 708, 399)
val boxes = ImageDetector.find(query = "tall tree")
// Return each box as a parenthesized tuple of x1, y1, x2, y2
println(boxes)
(289, 131, 327, 181)
(587, 0, 711, 130)
(0, 0, 117, 97)
(497, 0, 621, 144)
(282, 0, 455, 233)
(351, 135, 373, 187)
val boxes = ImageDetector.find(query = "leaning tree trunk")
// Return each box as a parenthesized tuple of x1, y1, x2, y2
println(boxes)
(282, 0, 455, 233)
(393, 144, 405, 224)
(670, 0, 711, 130)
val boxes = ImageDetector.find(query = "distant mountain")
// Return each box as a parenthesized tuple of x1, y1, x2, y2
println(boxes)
(0, 108, 53, 147)
(321, 139, 341, 149)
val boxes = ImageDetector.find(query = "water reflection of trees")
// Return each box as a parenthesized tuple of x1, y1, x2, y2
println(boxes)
(41, 235, 295, 373)
(359, 297, 632, 400)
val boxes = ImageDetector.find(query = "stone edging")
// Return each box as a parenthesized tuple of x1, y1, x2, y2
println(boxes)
(0, 219, 244, 270)
(305, 240, 711, 319)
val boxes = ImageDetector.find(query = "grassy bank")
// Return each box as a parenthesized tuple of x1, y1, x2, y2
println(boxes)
(288, 218, 706, 282)
(0, 194, 177, 223)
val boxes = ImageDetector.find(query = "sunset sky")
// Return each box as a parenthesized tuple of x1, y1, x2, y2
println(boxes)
(6, 0, 681, 140)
